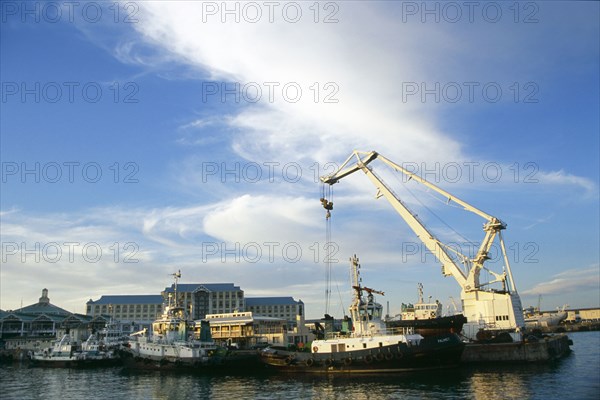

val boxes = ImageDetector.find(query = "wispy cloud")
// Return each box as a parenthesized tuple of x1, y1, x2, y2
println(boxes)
(179, 116, 227, 131)
(522, 214, 556, 231)
(0, 198, 347, 312)
(521, 266, 600, 298)
(125, 2, 597, 201)
(129, 2, 464, 167)
(535, 170, 599, 198)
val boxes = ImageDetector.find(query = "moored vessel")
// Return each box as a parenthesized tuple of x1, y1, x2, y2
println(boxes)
(386, 283, 467, 337)
(29, 333, 119, 368)
(259, 256, 465, 373)
(120, 271, 222, 370)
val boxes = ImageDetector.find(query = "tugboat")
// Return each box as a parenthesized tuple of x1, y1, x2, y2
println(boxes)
(259, 255, 465, 373)
(120, 271, 221, 370)
(29, 333, 119, 368)
(98, 317, 129, 350)
(386, 283, 467, 337)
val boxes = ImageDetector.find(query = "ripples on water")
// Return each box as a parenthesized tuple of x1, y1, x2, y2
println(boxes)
(1, 331, 598, 400)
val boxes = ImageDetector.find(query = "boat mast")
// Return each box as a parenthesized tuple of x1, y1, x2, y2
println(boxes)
(170, 270, 182, 308)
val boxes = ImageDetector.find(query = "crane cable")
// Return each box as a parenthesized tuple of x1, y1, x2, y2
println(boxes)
(390, 168, 476, 252)
(320, 184, 346, 317)
(321, 183, 334, 315)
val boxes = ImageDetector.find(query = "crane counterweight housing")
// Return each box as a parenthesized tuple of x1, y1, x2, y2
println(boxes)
(320, 150, 525, 341)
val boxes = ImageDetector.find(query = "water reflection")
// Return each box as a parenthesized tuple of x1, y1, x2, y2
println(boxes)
(111, 368, 475, 400)
(1, 334, 598, 400)
(469, 370, 531, 400)
(113, 362, 576, 400)
(467, 363, 563, 400)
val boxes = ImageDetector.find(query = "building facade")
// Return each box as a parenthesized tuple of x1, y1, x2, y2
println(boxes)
(85, 294, 164, 330)
(162, 283, 244, 320)
(0, 289, 72, 340)
(245, 297, 304, 325)
(0, 289, 107, 348)
(202, 311, 286, 348)
(565, 308, 600, 323)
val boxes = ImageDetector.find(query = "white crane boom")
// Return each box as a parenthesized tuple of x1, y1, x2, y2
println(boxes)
(321, 150, 525, 339)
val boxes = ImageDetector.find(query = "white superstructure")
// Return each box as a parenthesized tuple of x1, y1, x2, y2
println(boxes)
(126, 271, 217, 365)
(311, 255, 422, 355)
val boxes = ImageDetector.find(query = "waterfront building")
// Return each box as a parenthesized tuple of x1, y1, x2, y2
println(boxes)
(2, 335, 55, 351)
(162, 283, 245, 319)
(243, 297, 313, 346)
(202, 311, 286, 348)
(578, 308, 600, 322)
(565, 307, 600, 323)
(0, 289, 72, 340)
(85, 294, 163, 332)
(0, 289, 107, 349)
(12, 288, 71, 317)
(244, 297, 304, 325)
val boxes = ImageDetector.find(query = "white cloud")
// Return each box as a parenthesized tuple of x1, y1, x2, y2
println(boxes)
(125, 2, 597, 203)
(130, 2, 465, 166)
(203, 194, 320, 242)
(0, 198, 349, 313)
(0, 194, 437, 316)
(521, 266, 600, 297)
(535, 170, 598, 198)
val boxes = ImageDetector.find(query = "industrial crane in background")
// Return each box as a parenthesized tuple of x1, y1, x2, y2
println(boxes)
(320, 150, 525, 341)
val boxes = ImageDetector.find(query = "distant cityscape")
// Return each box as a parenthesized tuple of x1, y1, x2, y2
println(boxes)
(85, 282, 304, 327)
(1, 281, 312, 352)
(2, 283, 598, 355)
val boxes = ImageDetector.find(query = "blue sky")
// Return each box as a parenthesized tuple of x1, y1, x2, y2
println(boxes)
(1, 1, 598, 318)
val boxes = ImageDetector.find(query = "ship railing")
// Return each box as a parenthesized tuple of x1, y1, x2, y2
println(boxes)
(323, 326, 414, 340)
(385, 326, 415, 336)
(324, 331, 353, 340)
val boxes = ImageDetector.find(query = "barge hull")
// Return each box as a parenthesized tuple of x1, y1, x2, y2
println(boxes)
(462, 334, 572, 363)
(261, 334, 465, 374)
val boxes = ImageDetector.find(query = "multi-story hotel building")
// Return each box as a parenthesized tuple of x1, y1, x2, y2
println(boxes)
(244, 297, 304, 325)
(85, 294, 164, 327)
(85, 285, 305, 339)
(161, 283, 245, 319)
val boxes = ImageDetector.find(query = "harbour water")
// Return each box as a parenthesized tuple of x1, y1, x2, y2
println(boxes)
(1, 331, 598, 400)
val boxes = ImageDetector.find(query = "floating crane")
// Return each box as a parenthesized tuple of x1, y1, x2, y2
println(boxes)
(320, 150, 525, 340)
